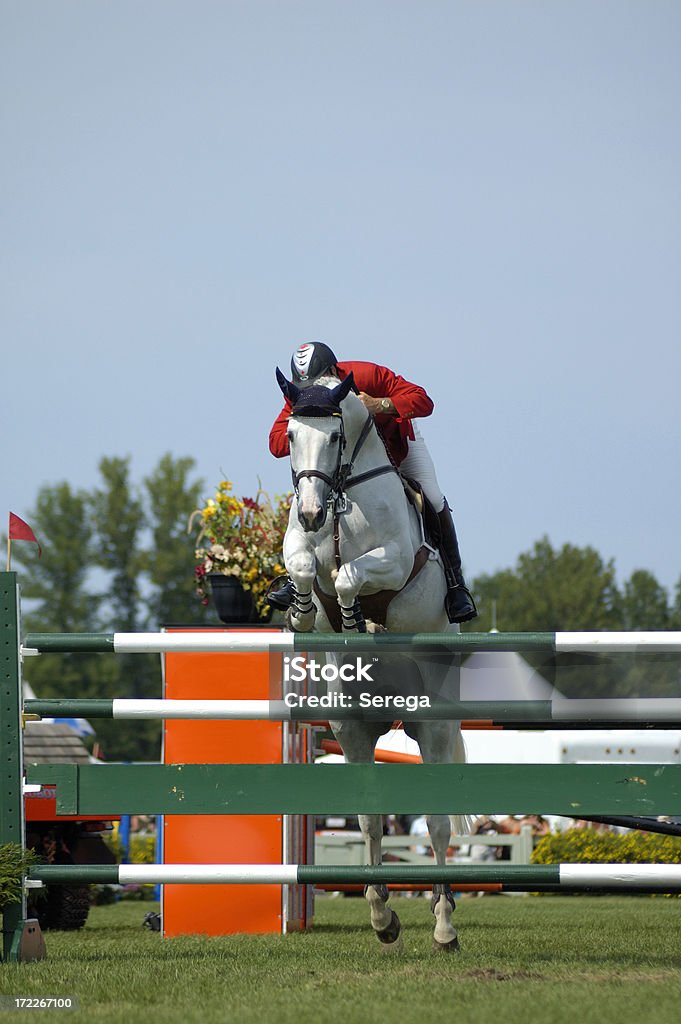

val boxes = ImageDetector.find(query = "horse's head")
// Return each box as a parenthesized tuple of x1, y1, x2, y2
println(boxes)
(276, 367, 356, 532)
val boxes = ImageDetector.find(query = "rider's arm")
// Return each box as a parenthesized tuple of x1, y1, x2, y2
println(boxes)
(369, 364, 434, 420)
(269, 402, 292, 457)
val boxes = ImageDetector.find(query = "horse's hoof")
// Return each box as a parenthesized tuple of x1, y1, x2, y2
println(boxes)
(375, 909, 402, 946)
(365, 620, 387, 634)
(432, 935, 460, 954)
(378, 933, 404, 955)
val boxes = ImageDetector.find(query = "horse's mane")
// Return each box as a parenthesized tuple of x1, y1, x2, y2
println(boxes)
(312, 373, 364, 421)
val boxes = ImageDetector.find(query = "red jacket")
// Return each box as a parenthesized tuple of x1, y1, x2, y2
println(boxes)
(269, 361, 434, 466)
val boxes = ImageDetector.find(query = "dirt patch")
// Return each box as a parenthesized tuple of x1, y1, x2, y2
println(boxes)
(463, 968, 545, 982)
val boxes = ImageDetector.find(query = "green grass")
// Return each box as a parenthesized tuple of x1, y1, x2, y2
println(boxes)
(2, 896, 681, 1023)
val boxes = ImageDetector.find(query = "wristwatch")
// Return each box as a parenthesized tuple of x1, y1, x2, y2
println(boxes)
(380, 398, 391, 412)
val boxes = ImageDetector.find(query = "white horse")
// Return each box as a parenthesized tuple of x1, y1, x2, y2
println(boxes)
(277, 368, 466, 952)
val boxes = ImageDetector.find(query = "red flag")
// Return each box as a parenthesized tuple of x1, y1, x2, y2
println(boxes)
(8, 513, 42, 557)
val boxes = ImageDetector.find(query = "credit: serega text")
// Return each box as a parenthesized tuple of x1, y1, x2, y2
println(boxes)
(283, 692, 431, 710)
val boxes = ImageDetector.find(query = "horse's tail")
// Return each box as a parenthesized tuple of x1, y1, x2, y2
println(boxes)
(451, 728, 470, 836)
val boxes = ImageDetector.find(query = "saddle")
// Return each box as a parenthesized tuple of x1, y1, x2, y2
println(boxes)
(400, 476, 443, 551)
(312, 475, 439, 633)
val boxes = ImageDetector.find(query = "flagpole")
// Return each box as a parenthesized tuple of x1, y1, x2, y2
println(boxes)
(6, 535, 10, 572)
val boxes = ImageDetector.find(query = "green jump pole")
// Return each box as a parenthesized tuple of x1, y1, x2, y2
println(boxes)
(23, 631, 556, 654)
(26, 862, 681, 891)
(23, 696, 681, 725)
(22, 630, 681, 655)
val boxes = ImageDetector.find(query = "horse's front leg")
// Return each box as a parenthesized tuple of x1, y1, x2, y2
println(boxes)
(334, 543, 411, 633)
(283, 530, 317, 632)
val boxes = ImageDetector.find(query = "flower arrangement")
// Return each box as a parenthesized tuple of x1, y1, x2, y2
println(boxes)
(191, 480, 292, 618)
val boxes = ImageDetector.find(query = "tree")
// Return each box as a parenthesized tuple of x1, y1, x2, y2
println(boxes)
(141, 454, 208, 627)
(621, 570, 671, 631)
(8, 482, 112, 710)
(11, 482, 98, 631)
(468, 536, 620, 633)
(90, 456, 144, 632)
(673, 575, 681, 630)
(467, 537, 621, 696)
(90, 456, 158, 758)
(6, 455, 210, 760)
(619, 570, 679, 697)
(466, 540, 680, 698)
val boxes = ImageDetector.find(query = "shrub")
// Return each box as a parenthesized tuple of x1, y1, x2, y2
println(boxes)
(532, 827, 681, 865)
(0, 843, 41, 908)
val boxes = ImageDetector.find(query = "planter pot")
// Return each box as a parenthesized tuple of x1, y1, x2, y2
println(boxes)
(208, 575, 256, 624)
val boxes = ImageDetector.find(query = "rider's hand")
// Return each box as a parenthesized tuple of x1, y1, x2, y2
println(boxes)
(358, 392, 393, 416)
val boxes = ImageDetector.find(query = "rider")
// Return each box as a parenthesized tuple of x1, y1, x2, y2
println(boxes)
(268, 342, 477, 623)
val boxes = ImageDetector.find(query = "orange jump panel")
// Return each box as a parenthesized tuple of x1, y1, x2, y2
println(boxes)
(162, 628, 307, 937)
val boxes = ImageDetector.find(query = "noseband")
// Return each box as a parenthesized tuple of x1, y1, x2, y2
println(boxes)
(290, 413, 346, 498)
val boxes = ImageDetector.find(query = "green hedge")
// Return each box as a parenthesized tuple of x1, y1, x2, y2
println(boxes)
(0, 844, 41, 909)
(532, 828, 681, 865)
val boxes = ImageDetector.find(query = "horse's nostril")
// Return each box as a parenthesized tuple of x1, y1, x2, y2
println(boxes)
(299, 505, 326, 532)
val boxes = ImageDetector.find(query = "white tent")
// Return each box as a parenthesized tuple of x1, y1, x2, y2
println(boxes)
(460, 649, 559, 701)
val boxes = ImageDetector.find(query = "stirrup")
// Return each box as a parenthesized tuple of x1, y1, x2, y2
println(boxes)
(266, 575, 295, 611)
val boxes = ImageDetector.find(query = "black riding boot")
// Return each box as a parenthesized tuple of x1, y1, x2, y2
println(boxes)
(436, 503, 478, 624)
(266, 575, 296, 611)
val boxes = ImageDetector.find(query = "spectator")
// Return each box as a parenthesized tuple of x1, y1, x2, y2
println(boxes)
(468, 816, 501, 863)
(520, 814, 550, 838)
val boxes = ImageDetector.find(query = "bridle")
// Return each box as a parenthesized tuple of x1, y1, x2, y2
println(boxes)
(290, 411, 397, 507)
(290, 409, 398, 569)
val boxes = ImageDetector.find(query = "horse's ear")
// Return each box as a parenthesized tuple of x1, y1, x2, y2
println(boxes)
(331, 372, 355, 405)
(276, 367, 299, 405)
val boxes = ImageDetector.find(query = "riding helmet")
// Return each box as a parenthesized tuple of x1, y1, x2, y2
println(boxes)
(290, 342, 338, 385)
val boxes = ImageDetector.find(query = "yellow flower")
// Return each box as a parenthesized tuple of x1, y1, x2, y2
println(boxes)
(193, 482, 294, 619)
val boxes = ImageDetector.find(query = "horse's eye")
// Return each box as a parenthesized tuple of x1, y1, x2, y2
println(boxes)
(329, 432, 340, 444)
(287, 433, 294, 445)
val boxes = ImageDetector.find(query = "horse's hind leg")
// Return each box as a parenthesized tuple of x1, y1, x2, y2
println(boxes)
(418, 721, 463, 952)
(332, 722, 402, 951)
(358, 812, 402, 951)
(426, 813, 460, 952)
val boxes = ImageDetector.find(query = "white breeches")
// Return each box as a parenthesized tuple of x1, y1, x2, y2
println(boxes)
(399, 425, 446, 513)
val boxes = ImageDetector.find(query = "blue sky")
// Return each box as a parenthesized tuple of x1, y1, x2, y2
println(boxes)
(2, 1, 680, 595)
